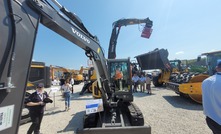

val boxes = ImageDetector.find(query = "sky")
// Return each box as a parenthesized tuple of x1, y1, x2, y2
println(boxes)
(33, 0, 221, 69)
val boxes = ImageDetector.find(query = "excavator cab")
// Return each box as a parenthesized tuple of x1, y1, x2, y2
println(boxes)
(108, 58, 133, 102)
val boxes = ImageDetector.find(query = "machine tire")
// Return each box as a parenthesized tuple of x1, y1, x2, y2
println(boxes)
(152, 75, 163, 87)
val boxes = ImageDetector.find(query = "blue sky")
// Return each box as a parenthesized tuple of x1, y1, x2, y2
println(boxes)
(33, 0, 221, 69)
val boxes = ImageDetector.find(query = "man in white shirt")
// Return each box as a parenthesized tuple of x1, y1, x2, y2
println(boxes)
(139, 74, 146, 92)
(202, 60, 221, 134)
(70, 77, 75, 94)
(132, 73, 139, 92)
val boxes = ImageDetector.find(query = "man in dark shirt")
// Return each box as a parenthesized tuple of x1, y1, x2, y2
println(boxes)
(26, 83, 51, 134)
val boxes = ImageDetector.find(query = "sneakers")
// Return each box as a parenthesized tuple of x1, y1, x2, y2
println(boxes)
(65, 107, 70, 111)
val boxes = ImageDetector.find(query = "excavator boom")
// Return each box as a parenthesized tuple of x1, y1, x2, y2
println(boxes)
(108, 18, 153, 59)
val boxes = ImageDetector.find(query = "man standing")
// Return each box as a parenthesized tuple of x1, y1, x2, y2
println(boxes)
(26, 83, 51, 134)
(146, 74, 152, 94)
(139, 73, 146, 92)
(70, 77, 75, 94)
(132, 73, 139, 92)
(202, 60, 221, 134)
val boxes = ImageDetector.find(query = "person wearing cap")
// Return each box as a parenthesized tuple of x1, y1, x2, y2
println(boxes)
(26, 83, 49, 134)
(202, 60, 221, 134)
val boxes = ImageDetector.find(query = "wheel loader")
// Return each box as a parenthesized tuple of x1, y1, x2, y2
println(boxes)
(135, 48, 175, 87)
(135, 48, 221, 103)
(0, 0, 153, 133)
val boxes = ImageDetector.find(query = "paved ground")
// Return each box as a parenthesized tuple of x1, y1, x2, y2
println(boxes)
(18, 83, 212, 134)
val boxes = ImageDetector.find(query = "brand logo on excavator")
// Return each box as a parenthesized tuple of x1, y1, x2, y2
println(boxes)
(71, 27, 90, 44)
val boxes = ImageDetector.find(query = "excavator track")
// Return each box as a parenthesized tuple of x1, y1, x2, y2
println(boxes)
(127, 102, 144, 126)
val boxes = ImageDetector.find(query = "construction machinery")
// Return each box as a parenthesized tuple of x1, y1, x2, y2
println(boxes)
(70, 66, 84, 84)
(92, 17, 153, 97)
(135, 48, 173, 86)
(135, 48, 221, 103)
(108, 18, 153, 59)
(0, 0, 153, 134)
(166, 50, 221, 103)
(50, 65, 70, 80)
(80, 66, 97, 95)
(27, 61, 51, 90)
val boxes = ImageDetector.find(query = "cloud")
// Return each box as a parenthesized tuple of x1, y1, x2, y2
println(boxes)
(175, 51, 184, 55)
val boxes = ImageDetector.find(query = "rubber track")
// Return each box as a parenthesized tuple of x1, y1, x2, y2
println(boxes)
(127, 102, 144, 126)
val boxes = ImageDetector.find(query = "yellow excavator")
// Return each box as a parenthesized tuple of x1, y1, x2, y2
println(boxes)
(0, 0, 153, 134)
(79, 66, 97, 95)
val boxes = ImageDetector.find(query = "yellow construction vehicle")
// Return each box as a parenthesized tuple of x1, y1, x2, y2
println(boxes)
(71, 67, 84, 84)
(50, 65, 70, 80)
(136, 48, 221, 103)
(80, 66, 97, 95)
(166, 50, 221, 103)
(135, 48, 182, 86)
(27, 61, 51, 90)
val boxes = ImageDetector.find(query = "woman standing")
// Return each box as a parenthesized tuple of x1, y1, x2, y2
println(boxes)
(61, 80, 72, 111)
(146, 74, 152, 94)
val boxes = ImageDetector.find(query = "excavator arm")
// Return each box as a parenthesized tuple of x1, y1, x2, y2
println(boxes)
(0, 0, 111, 133)
(27, 0, 112, 103)
(108, 18, 153, 59)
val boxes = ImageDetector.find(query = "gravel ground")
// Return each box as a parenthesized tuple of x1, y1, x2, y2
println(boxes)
(18, 83, 212, 134)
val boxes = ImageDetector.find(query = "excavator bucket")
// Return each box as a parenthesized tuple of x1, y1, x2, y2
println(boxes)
(135, 48, 171, 70)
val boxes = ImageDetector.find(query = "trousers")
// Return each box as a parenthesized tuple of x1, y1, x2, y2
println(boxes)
(27, 112, 44, 134)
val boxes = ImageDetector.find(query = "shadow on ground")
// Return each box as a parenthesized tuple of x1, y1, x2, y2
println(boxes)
(57, 111, 85, 133)
(163, 95, 203, 111)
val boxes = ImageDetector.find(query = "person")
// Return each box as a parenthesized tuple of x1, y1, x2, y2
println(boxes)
(70, 77, 75, 94)
(61, 80, 72, 111)
(139, 73, 146, 92)
(114, 66, 123, 90)
(146, 74, 152, 94)
(59, 76, 65, 94)
(132, 73, 139, 92)
(26, 83, 52, 134)
(114, 66, 123, 80)
(202, 60, 221, 134)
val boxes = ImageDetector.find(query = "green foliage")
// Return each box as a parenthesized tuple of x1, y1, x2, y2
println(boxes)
(189, 65, 207, 73)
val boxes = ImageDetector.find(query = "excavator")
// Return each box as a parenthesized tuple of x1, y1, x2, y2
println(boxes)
(91, 17, 153, 98)
(0, 0, 153, 134)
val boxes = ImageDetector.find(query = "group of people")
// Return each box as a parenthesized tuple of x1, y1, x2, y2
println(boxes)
(132, 73, 152, 94)
(25, 60, 221, 134)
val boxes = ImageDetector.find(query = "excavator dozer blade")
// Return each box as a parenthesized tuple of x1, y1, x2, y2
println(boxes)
(135, 48, 171, 70)
(77, 125, 151, 134)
